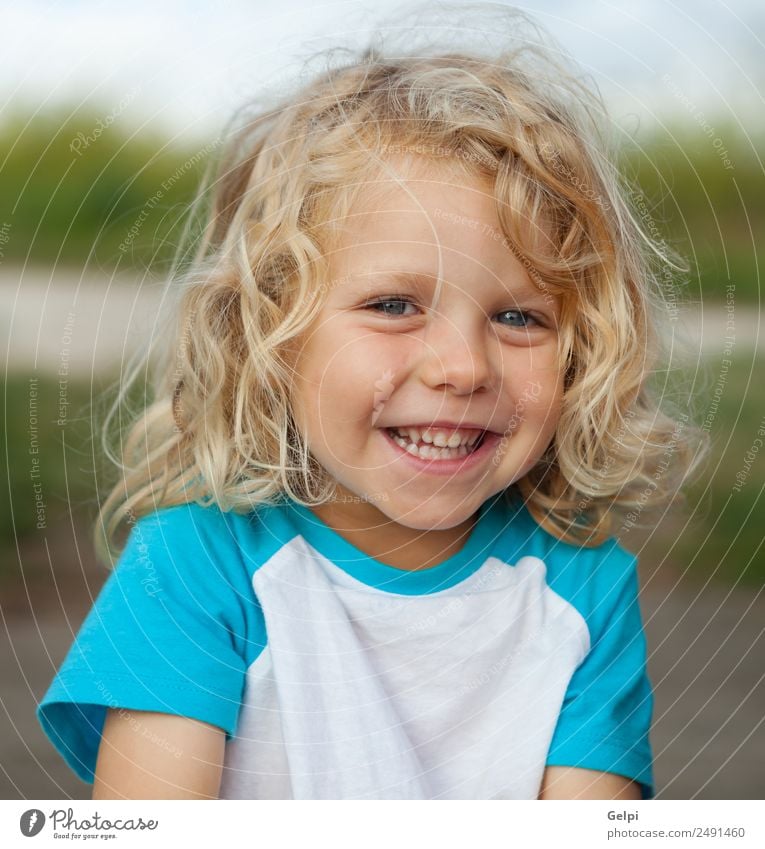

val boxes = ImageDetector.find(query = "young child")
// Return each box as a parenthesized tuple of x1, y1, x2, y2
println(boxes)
(37, 6, 701, 800)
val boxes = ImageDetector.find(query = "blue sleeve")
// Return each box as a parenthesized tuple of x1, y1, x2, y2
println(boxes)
(545, 542, 655, 799)
(36, 502, 266, 784)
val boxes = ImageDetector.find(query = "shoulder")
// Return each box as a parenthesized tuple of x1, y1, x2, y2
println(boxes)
(127, 499, 248, 551)
(107, 500, 277, 668)
(498, 495, 637, 577)
(499, 497, 640, 627)
(37, 502, 277, 781)
(122, 498, 291, 583)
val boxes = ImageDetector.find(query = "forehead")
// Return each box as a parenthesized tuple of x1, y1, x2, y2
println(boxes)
(331, 157, 498, 255)
(325, 154, 542, 297)
(339, 154, 496, 236)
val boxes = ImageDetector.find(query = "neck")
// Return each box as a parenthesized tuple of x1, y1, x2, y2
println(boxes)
(306, 494, 478, 571)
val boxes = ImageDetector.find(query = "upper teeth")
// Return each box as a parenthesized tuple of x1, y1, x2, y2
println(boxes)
(391, 426, 483, 447)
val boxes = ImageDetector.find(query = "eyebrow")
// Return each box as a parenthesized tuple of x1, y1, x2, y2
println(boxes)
(356, 269, 551, 303)
(357, 269, 437, 285)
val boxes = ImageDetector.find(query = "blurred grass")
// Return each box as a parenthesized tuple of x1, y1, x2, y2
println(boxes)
(1, 371, 148, 577)
(620, 122, 765, 304)
(0, 108, 210, 273)
(682, 351, 764, 585)
(629, 351, 764, 587)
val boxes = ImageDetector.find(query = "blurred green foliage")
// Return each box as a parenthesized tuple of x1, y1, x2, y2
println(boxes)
(0, 108, 211, 273)
(0, 106, 762, 299)
(0, 371, 150, 576)
(628, 351, 764, 587)
(619, 122, 764, 303)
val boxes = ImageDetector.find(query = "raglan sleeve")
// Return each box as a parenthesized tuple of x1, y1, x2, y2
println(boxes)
(36, 503, 264, 784)
(544, 542, 655, 799)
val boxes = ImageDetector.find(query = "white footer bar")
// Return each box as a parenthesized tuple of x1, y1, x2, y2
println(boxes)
(2, 800, 762, 848)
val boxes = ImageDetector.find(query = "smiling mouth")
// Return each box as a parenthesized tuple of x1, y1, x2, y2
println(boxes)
(384, 426, 488, 460)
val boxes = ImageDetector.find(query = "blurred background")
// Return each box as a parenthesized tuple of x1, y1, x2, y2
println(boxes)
(1, 0, 763, 800)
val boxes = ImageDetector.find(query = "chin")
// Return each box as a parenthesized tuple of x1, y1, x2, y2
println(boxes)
(383, 500, 479, 531)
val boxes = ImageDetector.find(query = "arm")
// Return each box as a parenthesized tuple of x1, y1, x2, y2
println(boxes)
(92, 708, 224, 800)
(538, 766, 642, 800)
(543, 546, 654, 799)
(37, 506, 258, 791)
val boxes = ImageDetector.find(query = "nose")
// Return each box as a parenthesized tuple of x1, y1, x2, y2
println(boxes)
(417, 312, 496, 395)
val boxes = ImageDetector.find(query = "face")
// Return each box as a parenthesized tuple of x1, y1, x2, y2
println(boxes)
(289, 155, 564, 539)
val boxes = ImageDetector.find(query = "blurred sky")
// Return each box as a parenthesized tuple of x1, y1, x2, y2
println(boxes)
(2, 0, 764, 142)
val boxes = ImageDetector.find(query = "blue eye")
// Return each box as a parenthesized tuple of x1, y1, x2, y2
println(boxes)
(364, 298, 541, 328)
(496, 309, 537, 328)
(364, 297, 418, 317)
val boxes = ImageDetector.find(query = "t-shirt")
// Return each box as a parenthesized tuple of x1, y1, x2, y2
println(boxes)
(37, 491, 655, 799)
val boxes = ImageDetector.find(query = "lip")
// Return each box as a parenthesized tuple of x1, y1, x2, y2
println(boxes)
(387, 421, 494, 433)
(380, 426, 503, 475)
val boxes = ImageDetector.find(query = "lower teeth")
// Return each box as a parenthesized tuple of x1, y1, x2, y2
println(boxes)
(387, 429, 483, 460)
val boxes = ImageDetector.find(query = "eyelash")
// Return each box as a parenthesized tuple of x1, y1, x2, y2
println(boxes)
(362, 295, 542, 328)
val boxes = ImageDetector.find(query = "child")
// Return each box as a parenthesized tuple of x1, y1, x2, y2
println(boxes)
(37, 4, 702, 800)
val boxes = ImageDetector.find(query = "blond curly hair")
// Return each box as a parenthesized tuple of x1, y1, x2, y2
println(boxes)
(95, 3, 705, 564)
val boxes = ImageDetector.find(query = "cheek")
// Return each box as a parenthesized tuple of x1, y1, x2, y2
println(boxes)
(330, 326, 410, 379)
(532, 392, 563, 438)
(532, 376, 564, 435)
(293, 331, 404, 435)
(501, 348, 563, 412)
